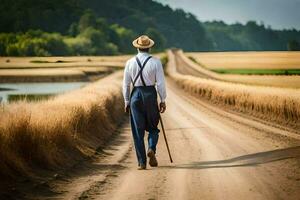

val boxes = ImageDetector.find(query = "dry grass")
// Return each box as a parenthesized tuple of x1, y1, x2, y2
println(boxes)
(0, 66, 112, 82)
(167, 50, 300, 129)
(178, 51, 300, 88)
(0, 55, 131, 69)
(186, 51, 300, 69)
(0, 71, 124, 179)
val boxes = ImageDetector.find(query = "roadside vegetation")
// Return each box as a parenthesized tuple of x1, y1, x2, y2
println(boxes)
(0, 72, 124, 180)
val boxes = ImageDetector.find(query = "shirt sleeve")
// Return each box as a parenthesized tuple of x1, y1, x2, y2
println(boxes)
(122, 61, 131, 106)
(155, 59, 167, 103)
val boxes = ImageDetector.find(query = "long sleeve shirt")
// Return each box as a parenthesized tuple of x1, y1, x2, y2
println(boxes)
(122, 52, 167, 106)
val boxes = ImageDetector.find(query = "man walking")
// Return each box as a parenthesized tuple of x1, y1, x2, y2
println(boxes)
(122, 35, 167, 170)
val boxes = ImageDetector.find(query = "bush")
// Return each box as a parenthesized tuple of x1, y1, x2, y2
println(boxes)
(64, 36, 92, 55)
(288, 40, 300, 51)
(6, 43, 20, 56)
(103, 43, 119, 55)
(0, 31, 70, 56)
(41, 33, 70, 56)
(0, 33, 18, 56)
(110, 24, 136, 53)
(17, 37, 50, 56)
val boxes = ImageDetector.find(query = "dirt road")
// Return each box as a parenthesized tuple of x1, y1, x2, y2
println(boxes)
(36, 76, 300, 200)
(28, 51, 300, 200)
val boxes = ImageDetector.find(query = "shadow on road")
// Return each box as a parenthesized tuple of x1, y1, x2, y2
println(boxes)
(160, 146, 300, 169)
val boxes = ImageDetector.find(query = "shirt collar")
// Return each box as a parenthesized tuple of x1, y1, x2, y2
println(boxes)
(137, 51, 150, 56)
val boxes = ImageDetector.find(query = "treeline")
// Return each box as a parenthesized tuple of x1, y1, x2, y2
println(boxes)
(204, 21, 300, 51)
(0, 0, 210, 56)
(0, 10, 166, 56)
(0, 0, 299, 56)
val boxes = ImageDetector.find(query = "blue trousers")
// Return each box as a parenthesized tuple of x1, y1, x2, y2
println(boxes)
(130, 86, 160, 166)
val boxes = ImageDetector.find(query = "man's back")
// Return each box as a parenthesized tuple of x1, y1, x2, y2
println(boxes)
(123, 52, 166, 107)
(125, 52, 163, 87)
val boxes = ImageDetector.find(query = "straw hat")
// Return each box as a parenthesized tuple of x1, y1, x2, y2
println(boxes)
(132, 35, 155, 49)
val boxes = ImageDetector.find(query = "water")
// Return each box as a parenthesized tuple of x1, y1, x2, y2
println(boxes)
(0, 82, 88, 103)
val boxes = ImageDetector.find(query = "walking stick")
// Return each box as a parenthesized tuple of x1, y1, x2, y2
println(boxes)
(159, 114, 173, 163)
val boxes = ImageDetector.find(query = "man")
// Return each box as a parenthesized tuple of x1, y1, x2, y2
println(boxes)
(122, 35, 167, 170)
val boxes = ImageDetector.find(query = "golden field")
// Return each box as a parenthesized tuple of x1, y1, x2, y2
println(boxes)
(178, 51, 300, 88)
(0, 54, 165, 82)
(186, 51, 300, 69)
(0, 55, 131, 69)
(0, 71, 124, 178)
(0, 55, 128, 82)
(168, 50, 300, 129)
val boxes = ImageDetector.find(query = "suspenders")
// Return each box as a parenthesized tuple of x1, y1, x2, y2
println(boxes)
(132, 56, 152, 87)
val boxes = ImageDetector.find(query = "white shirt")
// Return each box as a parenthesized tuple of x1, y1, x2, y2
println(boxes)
(122, 52, 167, 106)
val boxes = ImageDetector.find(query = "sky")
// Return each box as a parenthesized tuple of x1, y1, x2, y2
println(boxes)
(156, 0, 300, 30)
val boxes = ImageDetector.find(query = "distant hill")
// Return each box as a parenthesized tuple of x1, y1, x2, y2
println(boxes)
(0, 0, 299, 56)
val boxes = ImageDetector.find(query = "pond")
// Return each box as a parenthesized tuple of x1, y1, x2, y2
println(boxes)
(0, 82, 88, 103)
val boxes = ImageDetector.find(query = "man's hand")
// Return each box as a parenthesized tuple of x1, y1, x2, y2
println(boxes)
(159, 102, 166, 113)
(124, 105, 130, 113)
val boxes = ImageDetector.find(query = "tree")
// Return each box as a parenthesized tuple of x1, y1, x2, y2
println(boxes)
(145, 28, 166, 52)
(78, 10, 97, 33)
(110, 24, 136, 53)
(68, 23, 78, 37)
(288, 40, 300, 51)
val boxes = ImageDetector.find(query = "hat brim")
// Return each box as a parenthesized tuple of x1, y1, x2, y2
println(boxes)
(132, 38, 155, 49)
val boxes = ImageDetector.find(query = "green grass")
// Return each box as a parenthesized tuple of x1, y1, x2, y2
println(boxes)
(212, 69, 300, 75)
(8, 94, 53, 102)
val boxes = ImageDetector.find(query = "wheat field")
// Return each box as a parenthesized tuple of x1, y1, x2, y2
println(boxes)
(179, 51, 300, 88)
(186, 51, 300, 70)
(168, 50, 300, 129)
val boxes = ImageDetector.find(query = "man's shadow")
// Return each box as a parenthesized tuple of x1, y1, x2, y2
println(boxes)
(160, 146, 300, 169)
